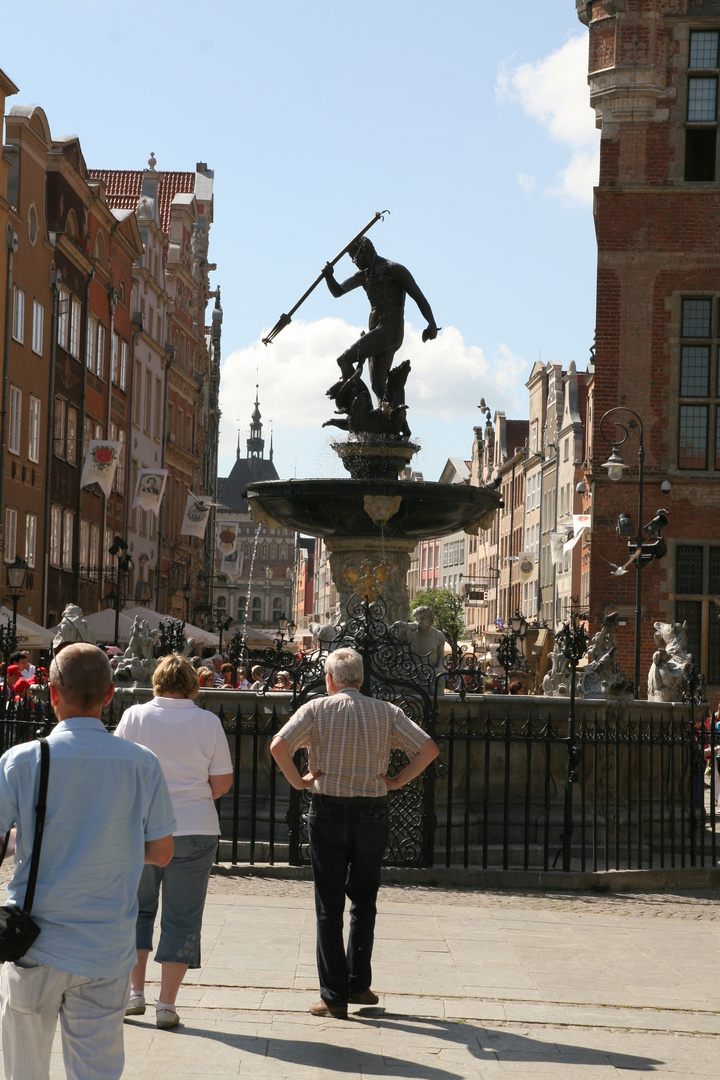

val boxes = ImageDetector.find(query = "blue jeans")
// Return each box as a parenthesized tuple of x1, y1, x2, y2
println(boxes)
(307, 796, 388, 1006)
(136, 834, 217, 968)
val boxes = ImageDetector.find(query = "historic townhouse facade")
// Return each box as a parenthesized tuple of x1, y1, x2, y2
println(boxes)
(577, 0, 720, 692)
(2, 99, 51, 627)
(93, 162, 218, 621)
(215, 396, 294, 630)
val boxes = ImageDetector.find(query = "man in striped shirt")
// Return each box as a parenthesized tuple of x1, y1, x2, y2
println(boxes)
(271, 647, 439, 1019)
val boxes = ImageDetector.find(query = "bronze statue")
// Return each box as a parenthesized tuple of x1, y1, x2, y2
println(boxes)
(322, 237, 437, 403)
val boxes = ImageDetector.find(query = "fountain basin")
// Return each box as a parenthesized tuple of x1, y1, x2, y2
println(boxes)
(244, 478, 502, 540)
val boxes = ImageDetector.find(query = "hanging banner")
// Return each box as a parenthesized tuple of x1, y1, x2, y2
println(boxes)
(181, 493, 213, 539)
(133, 469, 168, 515)
(80, 441, 122, 499)
(563, 527, 586, 555)
(518, 552, 535, 582)
(573, 513, 591, 535)
(217, 522, 241, 576)
(550, 532, 566, 566)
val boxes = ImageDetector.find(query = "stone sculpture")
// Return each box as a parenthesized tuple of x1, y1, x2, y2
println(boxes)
(391, 606, 446, 676)
(52, 605, 95, 651)
(113, 616, 159, 687)
(648, 621, 693, 702)
(578, 614, 632, 699)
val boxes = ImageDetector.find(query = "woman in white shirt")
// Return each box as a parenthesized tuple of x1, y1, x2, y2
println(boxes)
(115, 654, 233, 1029)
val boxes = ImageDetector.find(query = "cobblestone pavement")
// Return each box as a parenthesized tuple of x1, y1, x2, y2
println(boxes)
(208, 871, 720, 919)
(0, 866, 718, 1077)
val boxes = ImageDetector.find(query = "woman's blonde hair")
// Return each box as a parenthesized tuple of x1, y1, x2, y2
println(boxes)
(197, 666, 214, 687)
(152, 653, 200, 699)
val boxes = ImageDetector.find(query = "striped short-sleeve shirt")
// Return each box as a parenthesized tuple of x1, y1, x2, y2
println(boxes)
(276, 687, 431, 798)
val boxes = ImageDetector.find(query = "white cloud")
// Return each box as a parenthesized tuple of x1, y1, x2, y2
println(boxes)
(219, 319, 529, 478)
(517, 173, 537, 196)
(497, 35, 599, 204)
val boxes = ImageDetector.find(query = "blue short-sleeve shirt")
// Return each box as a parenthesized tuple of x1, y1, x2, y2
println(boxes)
(0, 717, 176, 978)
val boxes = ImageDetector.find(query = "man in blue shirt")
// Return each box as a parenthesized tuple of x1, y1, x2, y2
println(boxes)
(0, 643, 176, 1080)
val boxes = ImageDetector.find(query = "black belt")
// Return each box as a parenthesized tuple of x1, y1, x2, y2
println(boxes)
(311, 794, 387, 805)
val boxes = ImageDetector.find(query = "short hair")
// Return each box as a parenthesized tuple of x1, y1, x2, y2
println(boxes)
(348, 236, 375, 259)
(221, 663, 234, 675)
(49, 643, 113, 711)
(196, 666, 214, 686)
(152, 654, 200, 699)
(325, 647, 363, 688)
(413, 606, 434, 624)
(9, 652, 25, 665)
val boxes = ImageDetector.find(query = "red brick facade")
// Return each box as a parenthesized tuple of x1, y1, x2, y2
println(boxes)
(580, 0, 720, 693)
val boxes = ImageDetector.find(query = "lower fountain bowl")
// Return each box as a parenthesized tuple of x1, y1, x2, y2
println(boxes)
(244, 478, 502, 541)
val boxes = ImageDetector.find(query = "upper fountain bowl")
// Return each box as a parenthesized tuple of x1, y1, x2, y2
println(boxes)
(244, 478, 502, 542)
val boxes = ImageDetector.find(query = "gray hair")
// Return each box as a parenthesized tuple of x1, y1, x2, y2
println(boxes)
(325, 647, 363, 688)
(49, 642, 113, 710)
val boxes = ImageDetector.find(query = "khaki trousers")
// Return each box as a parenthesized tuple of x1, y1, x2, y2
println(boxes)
(1, 958, 129, 1080)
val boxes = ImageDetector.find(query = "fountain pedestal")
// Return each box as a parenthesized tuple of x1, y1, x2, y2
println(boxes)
(245, 433, 502, 623)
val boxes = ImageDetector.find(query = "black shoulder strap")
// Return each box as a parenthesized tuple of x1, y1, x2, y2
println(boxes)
(22, 738, 50, 915)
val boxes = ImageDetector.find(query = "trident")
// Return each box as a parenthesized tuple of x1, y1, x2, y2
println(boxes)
(261, 211, 388, 345)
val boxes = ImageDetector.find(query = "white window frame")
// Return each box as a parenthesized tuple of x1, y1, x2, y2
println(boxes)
(96, 323, 106, 380)
(119, 339, 128, 390)
(66, 406, 78, 466)
(62, 510, 73, 571)
(12, 286, 24, 343)
(25, 513, 37, 569)
(69, 297, 81, 358)
(4, 508, 17, 563)
(85, 316, 96, 372)
(32, 300, 44, 355)
(54, 396, 66, 460)
(89, 524, 100, 569)
(50, 506, 61, 567)
(28, 396, 41, 463)
(79, 520, 89, 572)
(58, 287, 70, 349)
(8, 385, 21, 455)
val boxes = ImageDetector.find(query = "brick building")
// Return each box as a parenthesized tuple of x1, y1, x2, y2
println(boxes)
(92, 161, 218, 620)
(578, 0, 720, 693)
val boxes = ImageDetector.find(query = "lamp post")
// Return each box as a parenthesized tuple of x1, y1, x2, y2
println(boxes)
(496, 611, 528, 694)
(108, 536, 132, 648)
(599, 408, 645, 699)
(6, 555, 28, 631)
(182, 578, 192, 622)
(274, 612, 297, 656)
(214, 610, 232, 654)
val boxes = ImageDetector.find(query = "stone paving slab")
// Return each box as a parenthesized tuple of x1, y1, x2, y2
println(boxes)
(2, 875, 717, 1078)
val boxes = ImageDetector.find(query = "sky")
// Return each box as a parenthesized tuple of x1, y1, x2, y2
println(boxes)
(9, 0, 600, 483)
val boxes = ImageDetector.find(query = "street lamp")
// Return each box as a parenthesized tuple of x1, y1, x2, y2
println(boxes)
(496, 611, 528, 694)
(274, 613, 297, 653)
(599, 407, 669, 699)
(182, 578, 192, 622)
(6, 556, 28, 630)
(214, 610, 232, 653)
(108, 536, 132, 647)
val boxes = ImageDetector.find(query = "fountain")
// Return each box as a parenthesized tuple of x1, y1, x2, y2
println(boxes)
(245, 223, 502, 621)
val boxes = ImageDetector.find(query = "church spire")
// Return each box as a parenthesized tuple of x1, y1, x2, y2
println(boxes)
(247, 384, 265, 460)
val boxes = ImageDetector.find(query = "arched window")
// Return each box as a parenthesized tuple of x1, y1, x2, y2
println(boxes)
(94, 231, 106, 266)
(216, 595, 227, 612)
(66, 210, 79, 239)
(236, 596, 247, 621)
(251, 597, 262, 622)
(280, 546, 287, 560)
(270, 543, 277, 560)
(244, 544, 249, 558)
(261, 544, 267, 557)
(272, 597, 283, 619)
